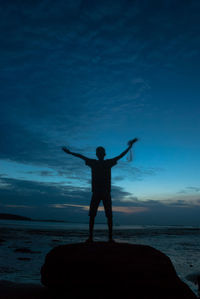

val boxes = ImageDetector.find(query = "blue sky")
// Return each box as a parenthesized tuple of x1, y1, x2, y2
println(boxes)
(0, 0, 200, 225)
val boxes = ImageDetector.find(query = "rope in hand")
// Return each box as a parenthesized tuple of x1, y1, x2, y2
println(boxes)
(127, 138, 138, 162)
(127, 147, 133, 162)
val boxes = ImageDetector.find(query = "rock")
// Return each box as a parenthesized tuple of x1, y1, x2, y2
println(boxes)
(0, 281, 49, 299)
(41, 242, 197, 299)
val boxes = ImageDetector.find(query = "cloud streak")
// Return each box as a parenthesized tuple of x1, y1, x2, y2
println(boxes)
(1, 177, 200, 224)
(50, 203, 148, 214)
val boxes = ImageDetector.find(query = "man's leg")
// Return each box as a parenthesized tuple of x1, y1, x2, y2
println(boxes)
(87, 194, 100, 242)
(107, 216, 113, 242)
(89, 215, 95, 242)
(103, 194, 113, 242)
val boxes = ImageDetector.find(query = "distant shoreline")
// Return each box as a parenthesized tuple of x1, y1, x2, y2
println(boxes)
(0, 213, 106, 225)
(0, 213, 65, 223)
(1, 214, 200, 228)
(0, 280, 47, 299)
(0, 213, 32, 221)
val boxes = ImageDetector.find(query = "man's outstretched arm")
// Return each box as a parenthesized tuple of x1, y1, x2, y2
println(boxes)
(62, 147, 88, 161)
(112, 138, 138, 162)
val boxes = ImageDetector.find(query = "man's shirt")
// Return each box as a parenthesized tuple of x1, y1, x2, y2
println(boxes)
(85, 158, 117, 193)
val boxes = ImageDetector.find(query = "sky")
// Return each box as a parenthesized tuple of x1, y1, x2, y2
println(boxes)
(0, 0, 200, 225)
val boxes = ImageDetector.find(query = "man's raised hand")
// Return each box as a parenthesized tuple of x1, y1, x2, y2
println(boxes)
(62, 146, 71, 154)
(128, 138, 138, 147)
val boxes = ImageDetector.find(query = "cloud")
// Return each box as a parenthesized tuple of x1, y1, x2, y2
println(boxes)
(1, 176, 200, 225)
(113, 176, 125, 182)
(187, 186, 200, 192)
(27, 170, 55, 177)
(1, 0, 199, 159)
(114, 162, 161, 182)
(178, 186, 200, 194)
(0, 1, 187, 133)
(0, 177, 133, 206)
(0, 179, 12, 189)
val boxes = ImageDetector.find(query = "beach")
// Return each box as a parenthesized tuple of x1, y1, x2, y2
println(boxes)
(0, 219, 200, 296)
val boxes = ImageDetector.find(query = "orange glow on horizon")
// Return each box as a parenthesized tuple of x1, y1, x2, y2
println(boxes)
(52, 203, 148, 214)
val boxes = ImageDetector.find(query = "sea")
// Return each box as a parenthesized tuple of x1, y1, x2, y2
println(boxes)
(0, 219, 200, 296)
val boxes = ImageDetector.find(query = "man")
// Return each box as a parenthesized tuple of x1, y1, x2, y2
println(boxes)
(62, 138, 138, 242)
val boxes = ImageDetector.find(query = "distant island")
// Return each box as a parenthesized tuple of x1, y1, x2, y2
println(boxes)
(0, 213, 32, 221)
(0, 213, 103, 224)
(0, 213, 64, 223)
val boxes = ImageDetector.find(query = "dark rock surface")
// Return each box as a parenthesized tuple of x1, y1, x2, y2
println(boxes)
(41, 242, 197, 299)
(0, 281, 49, 299)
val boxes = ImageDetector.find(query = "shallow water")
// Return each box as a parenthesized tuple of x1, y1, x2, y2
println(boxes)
(0, 220, 200, 296)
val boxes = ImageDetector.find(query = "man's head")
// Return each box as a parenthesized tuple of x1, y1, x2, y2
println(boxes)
(96, 146, 106, 160)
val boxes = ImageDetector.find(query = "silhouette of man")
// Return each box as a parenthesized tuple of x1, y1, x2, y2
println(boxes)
(62, 138, 138, 242)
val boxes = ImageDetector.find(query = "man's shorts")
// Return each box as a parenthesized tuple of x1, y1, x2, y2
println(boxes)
(89, 192, 112, 218)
